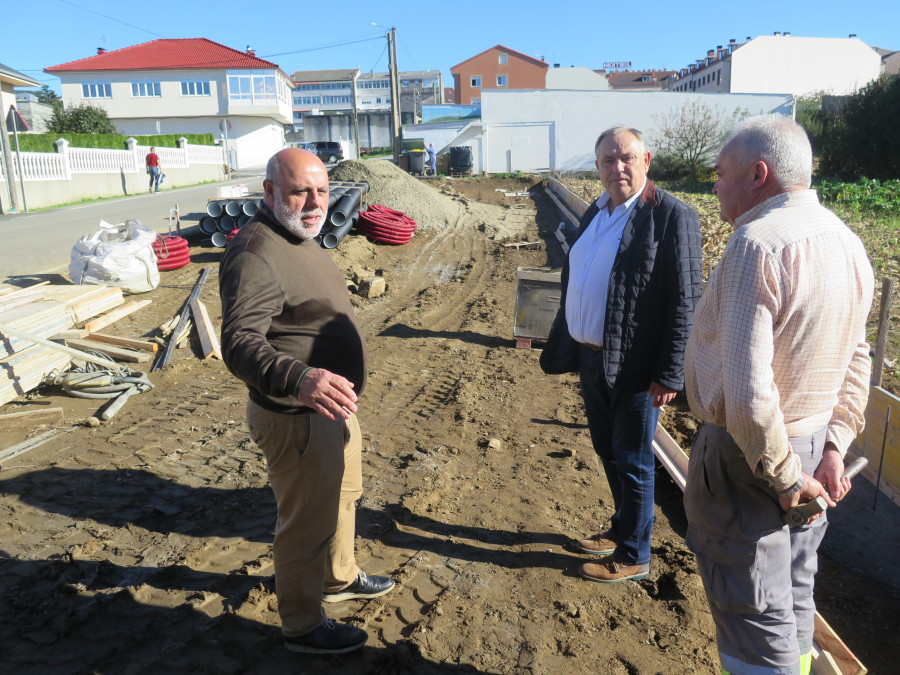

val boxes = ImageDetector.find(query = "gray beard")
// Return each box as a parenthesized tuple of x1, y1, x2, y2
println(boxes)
(276, 201, 325, 240)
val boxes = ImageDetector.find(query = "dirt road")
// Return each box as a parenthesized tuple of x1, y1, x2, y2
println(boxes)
(0, 162, 895, 674)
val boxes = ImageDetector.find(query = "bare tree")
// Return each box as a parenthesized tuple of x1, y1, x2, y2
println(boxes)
(652, 101, 740, 180)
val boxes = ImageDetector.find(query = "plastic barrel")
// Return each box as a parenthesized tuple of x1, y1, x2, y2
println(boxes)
(225, 200, 243, 217)
(199, 216, 219, 234)
(218, 214, 235, 232)
(206, 200, 224, 218)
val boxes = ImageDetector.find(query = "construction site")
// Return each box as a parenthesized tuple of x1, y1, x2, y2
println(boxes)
(0, 160, 897, 674)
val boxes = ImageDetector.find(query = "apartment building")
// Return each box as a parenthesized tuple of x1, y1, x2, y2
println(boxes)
(666, 34, 882, 97)
(451, 45, 548, 105)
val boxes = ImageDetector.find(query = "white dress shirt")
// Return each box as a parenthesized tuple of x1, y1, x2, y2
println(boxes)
(565, 181, 645, 346)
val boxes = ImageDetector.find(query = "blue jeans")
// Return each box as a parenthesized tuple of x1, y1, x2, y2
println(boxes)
(149, 166, 160, 191)
(578, 345, 658, 565)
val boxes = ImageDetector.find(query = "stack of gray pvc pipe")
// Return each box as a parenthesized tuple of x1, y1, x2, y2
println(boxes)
(201, 199, 259, 246)
(317, 181, 369, 249)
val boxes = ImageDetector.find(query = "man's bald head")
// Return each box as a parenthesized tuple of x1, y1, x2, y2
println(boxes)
(263, 148, 329, 240)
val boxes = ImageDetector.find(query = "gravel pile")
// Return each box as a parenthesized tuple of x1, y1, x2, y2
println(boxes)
(330, 160, 467, 233)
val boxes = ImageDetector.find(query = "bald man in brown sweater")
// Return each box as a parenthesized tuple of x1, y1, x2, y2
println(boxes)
(220, 148, 394, 655)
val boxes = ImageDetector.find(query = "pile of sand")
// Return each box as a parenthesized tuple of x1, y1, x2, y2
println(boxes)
(330, 160, 469, 233)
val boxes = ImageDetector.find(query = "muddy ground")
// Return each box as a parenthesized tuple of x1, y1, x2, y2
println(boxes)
(0, 163, 896, 674)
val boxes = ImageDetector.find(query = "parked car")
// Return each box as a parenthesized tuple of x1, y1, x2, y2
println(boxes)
(308, 141, 344, 163)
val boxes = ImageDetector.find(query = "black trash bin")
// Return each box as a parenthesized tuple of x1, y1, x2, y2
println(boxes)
(409, 149, 426, 175)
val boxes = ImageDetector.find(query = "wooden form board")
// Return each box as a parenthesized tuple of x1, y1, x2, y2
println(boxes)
(651, 422, 867, 675)
(189, 298, 222, 360)
(849, 386, 900, 506)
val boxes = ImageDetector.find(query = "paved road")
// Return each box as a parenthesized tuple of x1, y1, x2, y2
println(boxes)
(0, 169, 265, 286)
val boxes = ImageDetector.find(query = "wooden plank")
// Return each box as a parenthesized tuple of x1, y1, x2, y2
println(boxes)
(0, 407, 64, 431)
(849, 386, 900, 506)
(64, 339, 151, 364)
(189, 299, 222, 360)
(814, 613, 868, 674)
(81, 299, 152, 334)
(812, 644, 847, 675)
(81, 333, 158, 352)
(0, 321, 115, 369)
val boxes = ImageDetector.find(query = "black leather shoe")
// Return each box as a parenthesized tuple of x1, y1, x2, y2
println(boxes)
(284, 618, 367, 654)
(323, 570, 395, 603)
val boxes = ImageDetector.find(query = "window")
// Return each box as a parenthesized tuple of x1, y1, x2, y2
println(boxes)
(82, 81, 111, 98)
(228, 71, 277, 105)
(323, 95, 351, 104)
(497, 75, 508, 87)
(131, 80, 161, 97)
(181, 79, 210, 96)
(498, 53, 507, 65)
(293, 111, 302, 119)
(470, 76, 481, 88)
(471, 97, 481, 106)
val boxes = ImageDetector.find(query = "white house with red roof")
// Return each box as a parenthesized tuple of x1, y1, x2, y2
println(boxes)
(45, 38, 294, 169)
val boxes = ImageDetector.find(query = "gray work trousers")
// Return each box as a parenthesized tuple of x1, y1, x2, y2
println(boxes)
(684, 424, 827, 675)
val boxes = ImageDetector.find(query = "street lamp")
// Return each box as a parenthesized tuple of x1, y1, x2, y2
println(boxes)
(371, 23, 401, 162)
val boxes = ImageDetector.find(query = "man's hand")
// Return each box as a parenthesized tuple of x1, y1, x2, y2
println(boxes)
(297, 368, 358, 421)
(648, 382, 677, 409)
(813, 442, 852, 502)
(778, 472, 836, 520)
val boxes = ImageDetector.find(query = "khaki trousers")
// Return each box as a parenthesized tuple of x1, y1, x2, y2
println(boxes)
(246, 399, 362, 636)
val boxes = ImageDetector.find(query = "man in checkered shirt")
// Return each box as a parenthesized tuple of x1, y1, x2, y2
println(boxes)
(683, 115, 874, 675)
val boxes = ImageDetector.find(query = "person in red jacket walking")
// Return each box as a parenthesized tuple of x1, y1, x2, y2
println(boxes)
(146, 147, 161, 193)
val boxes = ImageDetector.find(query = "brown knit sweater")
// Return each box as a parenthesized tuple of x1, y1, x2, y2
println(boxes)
(219, 204, 367, 413)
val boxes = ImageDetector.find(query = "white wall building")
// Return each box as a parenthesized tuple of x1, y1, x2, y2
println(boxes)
(409, 89, 794, 175)
(667, 34, 882, 97)
(45, 39, 293, 169)
(546, 67, 610, 91)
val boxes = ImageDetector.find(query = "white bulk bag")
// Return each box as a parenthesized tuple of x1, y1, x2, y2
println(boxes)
(69, 219, 160, 294)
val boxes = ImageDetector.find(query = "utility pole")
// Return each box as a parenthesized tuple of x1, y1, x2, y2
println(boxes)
(387, 27, 401, 162)
(1, 107, 20, 213)
(351, 73, 361, 159)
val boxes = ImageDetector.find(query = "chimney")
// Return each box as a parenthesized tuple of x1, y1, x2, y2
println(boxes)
(97, 47, 106, 55)
(784, 32, 790, 37)
(774, 31, 781, 36)
(729, 38, 736, 45)
(553, 63, 560, 68)
(707, 49, 715, 58)
(849, 33, 857, 38)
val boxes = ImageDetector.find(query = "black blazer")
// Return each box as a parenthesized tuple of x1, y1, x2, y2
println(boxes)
(541, 180, 703, 394)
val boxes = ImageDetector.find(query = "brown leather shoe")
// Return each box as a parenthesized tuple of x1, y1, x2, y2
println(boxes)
(575, 530, 617, 556)
(580, 555, 649, 583)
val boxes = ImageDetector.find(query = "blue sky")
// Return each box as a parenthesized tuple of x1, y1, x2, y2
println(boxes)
(5, 0, 899, 93)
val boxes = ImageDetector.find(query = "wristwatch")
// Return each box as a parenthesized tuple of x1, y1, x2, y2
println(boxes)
(776, 475, 804, 498)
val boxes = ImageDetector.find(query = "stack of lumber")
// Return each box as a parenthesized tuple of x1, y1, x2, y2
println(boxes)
(0, 284, 125, 407)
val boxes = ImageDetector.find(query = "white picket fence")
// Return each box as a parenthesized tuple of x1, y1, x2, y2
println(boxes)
(0, 137, 224, 182)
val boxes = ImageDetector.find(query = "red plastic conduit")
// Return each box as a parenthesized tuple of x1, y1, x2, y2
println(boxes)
(357, 204, 417, 244)
(153, 235, 190, 271)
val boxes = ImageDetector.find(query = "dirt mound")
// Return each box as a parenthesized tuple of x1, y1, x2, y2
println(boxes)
(330, 160, 529, 240)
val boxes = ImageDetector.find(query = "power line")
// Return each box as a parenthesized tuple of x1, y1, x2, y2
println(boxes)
(55, 0, 168, 38)
(263, 35, 383, 59)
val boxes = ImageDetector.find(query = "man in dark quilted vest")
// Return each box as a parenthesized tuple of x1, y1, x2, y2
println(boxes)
(542, 125, 703, 582)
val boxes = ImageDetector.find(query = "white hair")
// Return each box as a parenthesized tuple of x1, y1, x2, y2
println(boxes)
(595, 126, 647, 154)
(727, 115, 812, 189)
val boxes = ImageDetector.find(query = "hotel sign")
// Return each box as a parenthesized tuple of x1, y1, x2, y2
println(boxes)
(603, 61, 632, 70)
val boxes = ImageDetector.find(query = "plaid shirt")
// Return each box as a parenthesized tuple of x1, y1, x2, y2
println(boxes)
(685, 190, 874, 491)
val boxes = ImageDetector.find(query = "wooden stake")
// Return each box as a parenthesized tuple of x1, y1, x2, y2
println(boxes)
(871, 277, 893, 387)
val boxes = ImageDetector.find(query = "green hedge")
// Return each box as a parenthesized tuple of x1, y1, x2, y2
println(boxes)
(6, 132, 217, 153)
